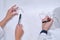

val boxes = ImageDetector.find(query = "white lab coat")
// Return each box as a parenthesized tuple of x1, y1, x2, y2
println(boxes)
(38, 28, 60, 40)
(0, 26, 5, 40)
(0, 26, 60, 40)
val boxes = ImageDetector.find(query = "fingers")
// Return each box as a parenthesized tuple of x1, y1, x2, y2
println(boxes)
(12, 7, 19, 12)
(12, 12, 18, 16)
(16, 24, 23, 35)
(42, 16, 53, 31)
(15, 24, 24, 39)
(17, 24, 23, 28)
(42, 16, 53, 23)
(42, 16, 49, 22)
(9, 5, 19, 13)
(8, 5, 19, 17)
(11, 5, 16, 9)
(48, 18, 53, 25)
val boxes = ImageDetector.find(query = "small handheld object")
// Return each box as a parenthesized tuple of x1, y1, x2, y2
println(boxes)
(42, 18, 51, 23)
(18, 14, 22, 24)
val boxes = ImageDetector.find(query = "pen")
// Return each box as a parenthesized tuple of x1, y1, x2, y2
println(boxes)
(42, 18, 51, 23)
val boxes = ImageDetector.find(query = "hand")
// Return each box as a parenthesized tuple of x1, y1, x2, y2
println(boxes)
(5, 5, 19, 21)
(42, 16, 53, 31)
(15, 24, 24, 40)
(0, 5, 19, 27)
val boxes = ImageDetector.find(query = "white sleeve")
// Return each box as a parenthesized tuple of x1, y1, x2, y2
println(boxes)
(38, 32, 54, 40)
(38, 33, 48, 40)
(0, 26, 4, 39)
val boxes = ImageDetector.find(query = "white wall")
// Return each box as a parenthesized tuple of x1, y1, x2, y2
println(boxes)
(0, 0, 60, 40)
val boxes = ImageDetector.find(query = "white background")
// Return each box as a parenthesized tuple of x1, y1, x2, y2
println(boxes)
(0, 0, 60, 40)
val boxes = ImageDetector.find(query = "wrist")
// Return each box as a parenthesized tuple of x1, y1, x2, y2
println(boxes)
(15, 38, 21, 40)
(5, 16, 11, 21)
(42, 27, 48, 31)
(16, 39, 20, 40)
(40, 30, 48, 34)
(0, 17, 9, 27)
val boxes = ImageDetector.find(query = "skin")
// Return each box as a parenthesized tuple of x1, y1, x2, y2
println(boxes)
(0, 5, 18, 28)
(15, 24, 24, 40)
(42, 16, 53, 31)
(0, 4, 53, 40)
(15, 16, 53, 40)
(0, 5, 24, 40)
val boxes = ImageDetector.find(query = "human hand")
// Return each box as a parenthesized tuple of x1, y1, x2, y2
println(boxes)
(42, 16, 53, 31)
(0, 5, 19, 27)
(15, 24, 24, 40)
(5, 5, 19, 21)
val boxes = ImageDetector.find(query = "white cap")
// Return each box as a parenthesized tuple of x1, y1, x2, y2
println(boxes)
(53, 7, 60, 29)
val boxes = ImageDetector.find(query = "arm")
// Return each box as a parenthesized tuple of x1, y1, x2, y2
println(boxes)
(38, 33, 48, 40)
(0, 17, 8, 27)
(0, 5, 18, 28)
(38, 16, 53, 40)
(15, 24, 24, 40)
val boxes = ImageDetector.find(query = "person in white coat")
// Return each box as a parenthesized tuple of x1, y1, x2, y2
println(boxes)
(38, 16, 53, 40)
(0, 5, 18, 40)
(38, 7, 60, 40)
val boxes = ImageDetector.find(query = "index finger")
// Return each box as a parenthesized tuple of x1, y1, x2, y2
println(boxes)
(11, 5, 16, 9)
(42, 16, 49, 21)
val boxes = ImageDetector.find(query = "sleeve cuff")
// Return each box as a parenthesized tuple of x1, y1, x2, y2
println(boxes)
(40, 30, 48, 34)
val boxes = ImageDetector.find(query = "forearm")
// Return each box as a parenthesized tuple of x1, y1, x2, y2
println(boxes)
(15, 35, 22, 40)
(15, 39, 20, 40)
(0, 17, 9, 28)
(15, 37, 21, 40)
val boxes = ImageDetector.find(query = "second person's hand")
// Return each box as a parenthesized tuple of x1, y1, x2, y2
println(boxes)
(42, 16, 53, 31)
(5, 5, 19, 21)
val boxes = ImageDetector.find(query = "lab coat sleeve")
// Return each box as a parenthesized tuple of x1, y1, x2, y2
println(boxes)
(38, 33, 48, 40)
(0, 26, 4, 39)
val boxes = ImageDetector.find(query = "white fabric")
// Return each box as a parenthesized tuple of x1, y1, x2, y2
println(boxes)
(38, 28, 60, 40)
(38, 33, 48, 40)
(0, 26, 4, 40)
